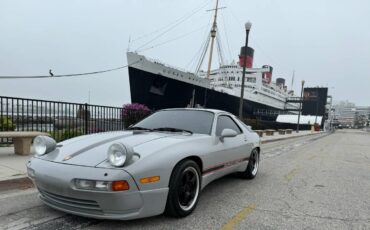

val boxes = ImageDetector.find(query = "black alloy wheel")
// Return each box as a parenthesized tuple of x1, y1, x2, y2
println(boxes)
(165, 160, 201, 217)
(239, 148, 259, 179)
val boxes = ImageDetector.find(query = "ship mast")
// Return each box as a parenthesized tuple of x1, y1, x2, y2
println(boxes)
(206, 0, 220, 80)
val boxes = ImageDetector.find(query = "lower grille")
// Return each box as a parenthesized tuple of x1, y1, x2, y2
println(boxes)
(39, 189, 103, 215)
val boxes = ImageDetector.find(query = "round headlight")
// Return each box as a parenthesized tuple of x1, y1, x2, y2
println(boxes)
(33, 136, 56, 156)
(108, 143, 127, 167)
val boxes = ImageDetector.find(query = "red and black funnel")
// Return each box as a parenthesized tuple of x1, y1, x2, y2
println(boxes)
(262, 65, 273, 84)
(239, 46, 254, 68)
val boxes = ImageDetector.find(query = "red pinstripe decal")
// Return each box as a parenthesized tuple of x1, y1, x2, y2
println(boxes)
(202, 157, 249, 175)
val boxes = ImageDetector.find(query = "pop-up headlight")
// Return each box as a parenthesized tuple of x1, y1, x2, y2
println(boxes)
(107, 143, 134, 167)
(32, 136, 56, 156)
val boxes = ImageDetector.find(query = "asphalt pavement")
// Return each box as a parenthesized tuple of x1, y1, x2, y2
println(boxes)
(1, 130, 369, 230)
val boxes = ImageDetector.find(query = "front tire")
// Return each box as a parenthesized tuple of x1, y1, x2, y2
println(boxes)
(240, 148, 259, 179)
(165, 160, 201, 217)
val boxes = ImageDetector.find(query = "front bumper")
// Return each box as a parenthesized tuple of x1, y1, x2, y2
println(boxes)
(28, 158, 168, 220)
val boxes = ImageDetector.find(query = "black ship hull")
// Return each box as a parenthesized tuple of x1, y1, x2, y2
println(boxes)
(128, 67, 284, 121)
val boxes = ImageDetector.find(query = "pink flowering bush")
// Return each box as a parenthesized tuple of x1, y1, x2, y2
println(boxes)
(122, 103, 151, 128)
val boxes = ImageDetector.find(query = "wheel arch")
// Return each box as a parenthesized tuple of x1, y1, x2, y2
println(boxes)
(253, 147, 261, 160)
(168, 155, 203, 187)
(255, 147, 260, 155)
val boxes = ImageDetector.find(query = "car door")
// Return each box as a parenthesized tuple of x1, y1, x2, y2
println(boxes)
(235, 118, 254, 156)
(202, 114, 248, 175)
(215, 115, 248, 163)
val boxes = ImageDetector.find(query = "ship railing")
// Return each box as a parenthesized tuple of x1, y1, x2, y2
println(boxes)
(253, 109, 284, 116)
(286, 97, 304, 103)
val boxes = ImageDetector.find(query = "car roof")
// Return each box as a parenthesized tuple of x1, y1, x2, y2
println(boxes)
(160, 108, 232, 115)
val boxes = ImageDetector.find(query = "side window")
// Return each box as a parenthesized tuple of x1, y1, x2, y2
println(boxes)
(236, 117, 253, 132)
(216, 115, 242, 136)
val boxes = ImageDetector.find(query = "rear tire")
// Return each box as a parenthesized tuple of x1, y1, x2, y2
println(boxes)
(239, 148, 259, 179)
(165, 160, 201, 217)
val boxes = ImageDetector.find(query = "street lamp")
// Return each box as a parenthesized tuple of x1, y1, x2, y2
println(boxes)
(238, 21, 252, 119)
(296, 80, 305, 133)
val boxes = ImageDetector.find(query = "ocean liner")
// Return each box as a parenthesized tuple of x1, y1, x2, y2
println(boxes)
(127, 1, 298, 121)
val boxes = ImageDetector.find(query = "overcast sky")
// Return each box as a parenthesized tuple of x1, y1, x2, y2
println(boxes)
(1, 0, 369, 107)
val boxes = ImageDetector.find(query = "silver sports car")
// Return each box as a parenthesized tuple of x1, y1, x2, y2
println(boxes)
(27, 108, 260, 220)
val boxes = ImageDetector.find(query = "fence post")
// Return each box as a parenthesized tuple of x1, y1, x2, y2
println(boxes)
(84, 103, 88, 135)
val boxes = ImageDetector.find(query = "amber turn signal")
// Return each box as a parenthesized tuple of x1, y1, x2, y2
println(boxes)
(111, 180, 130, 191)
(140, 176, 160, 184)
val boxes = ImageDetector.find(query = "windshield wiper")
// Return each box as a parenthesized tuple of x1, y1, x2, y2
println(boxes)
(152, 127, 193, 134)
(127, 126, 152, 131)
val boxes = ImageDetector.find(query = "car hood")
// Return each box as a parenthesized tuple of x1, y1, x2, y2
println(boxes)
(38, 131, 181, 167)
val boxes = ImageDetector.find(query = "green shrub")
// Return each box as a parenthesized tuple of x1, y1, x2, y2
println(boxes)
(50, 129, 83, 142)
(61, 129, 83, 140)
(0, 116, 16, 131)
(242, 118, 262, 130)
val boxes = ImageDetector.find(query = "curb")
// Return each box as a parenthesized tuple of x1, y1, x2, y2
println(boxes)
(261, 132, 324, 144)
(0, 176, 34, 192)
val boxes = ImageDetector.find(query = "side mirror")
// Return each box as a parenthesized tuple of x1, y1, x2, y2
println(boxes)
(220, 128, 238, 141)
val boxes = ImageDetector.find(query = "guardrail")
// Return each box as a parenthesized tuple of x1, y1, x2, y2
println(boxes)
(0, 96, 124, 143)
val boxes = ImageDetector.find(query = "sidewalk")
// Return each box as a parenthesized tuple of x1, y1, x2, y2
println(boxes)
(261, 130, 323, 143)
(0, 147, 29, 182)
(0, 130, 324, 185)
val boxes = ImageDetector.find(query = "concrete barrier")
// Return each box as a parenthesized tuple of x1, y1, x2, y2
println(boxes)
(0, 131, 50, 155)
(265, 129, 275, 136)
(278, 129, 286, 135)
(254, 130, 264, 137)
(286, 129, 293, 134)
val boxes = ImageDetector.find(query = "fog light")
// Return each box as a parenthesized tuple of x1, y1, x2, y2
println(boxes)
(74, 179, 109, 191)
(73, 179, 129, 191)
(75, 179, 96, 190)
(112, 180, 130, 191)
(95, 181, 110, 191)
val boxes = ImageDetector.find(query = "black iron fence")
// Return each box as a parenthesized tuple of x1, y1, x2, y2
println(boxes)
(0, 96, 125, 143)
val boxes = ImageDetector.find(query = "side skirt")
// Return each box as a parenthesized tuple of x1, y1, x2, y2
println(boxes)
(201, 158, 249, 190)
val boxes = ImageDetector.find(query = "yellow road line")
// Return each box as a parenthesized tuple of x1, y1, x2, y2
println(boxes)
(284, 168, 299, 182)
(220, 203, 257, 230)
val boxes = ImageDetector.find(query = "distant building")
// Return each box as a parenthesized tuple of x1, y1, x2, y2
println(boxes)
(333, 102, 370, 127)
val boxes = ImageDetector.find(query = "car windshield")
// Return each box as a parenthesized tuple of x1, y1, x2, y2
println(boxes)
(132, 110, 214, 135)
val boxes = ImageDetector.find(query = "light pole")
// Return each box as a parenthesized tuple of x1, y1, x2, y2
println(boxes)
(238, 21, 252, 119)
(296, 80, 305, 133)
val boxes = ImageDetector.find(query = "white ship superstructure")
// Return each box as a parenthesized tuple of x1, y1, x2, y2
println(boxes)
(199, 64, 297, 111)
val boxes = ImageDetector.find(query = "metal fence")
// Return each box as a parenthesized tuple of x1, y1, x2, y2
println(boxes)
(0, 96, 124, 143)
